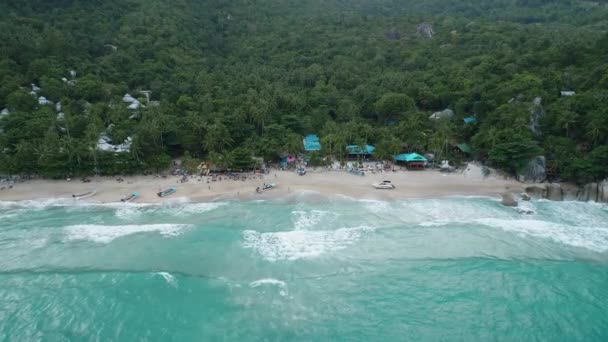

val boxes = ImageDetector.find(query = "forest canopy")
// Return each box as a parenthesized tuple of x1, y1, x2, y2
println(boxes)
(1, 0, 608, 183)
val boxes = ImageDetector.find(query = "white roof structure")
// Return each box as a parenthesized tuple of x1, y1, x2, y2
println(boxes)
(127, 101, 140, 110)
(0, 108, 9, 116)
(122, 94, 136, 103)
(38, 96, 51, 105)
(61, 77, 68, 83)
(70, 70, 77, 79)
(57, 112, 65, 120)
(560, 91, 575, 97)
(31, 84, 41, 92)
(55, 102, 62, 112)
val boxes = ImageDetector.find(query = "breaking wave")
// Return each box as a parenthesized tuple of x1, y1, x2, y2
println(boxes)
(242, 226, 375, 262)
(64, 224, 191, 243)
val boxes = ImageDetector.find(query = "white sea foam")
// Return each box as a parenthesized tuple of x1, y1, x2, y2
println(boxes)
(291, 210, 339, 230)
(475, 218, 608, 252)
(65, 224, 190, 243)
(0, 199, 155, 210)
(359, 199, 392, 215)
(242, 226, 374, 261)
(249, 278, 288, 296)
(0, 209, 24, 220)
(155, 272, 177, 287)
(161, 202, 227, 216)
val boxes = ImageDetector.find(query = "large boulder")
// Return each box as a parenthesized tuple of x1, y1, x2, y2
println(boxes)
(500, 192, 518, 207)
(546, 183, 563, 201)
(429, 109, 454, 120)
(579, 182, 599, 202)
(528, 97, 545, 136)
(525, 185, 546, 199)
(599, 180, 608, 203)
(416, 23, 434, 39)
(519, 156, 546, 182)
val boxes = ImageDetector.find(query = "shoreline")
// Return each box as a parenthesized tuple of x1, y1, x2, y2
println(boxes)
(0, 169, 525, 205)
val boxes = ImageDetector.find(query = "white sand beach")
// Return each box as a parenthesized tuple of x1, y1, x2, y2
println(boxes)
(0, 168, 524, 204)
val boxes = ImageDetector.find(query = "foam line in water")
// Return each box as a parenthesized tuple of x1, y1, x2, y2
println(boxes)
(155, 272, 177, 287)
(249, 278, 288, 296)
(291, 210, 339, 230)
(242, 226, 374, 262)
(474, 218, 608, 252)
(65, 224, 191, 243)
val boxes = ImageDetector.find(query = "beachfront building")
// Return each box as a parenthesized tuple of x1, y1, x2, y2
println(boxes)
(346, 144, 375, 160)
(303, 134, 321, 152)
(393, 153, 427, 170)
(453, 143, 472, 157)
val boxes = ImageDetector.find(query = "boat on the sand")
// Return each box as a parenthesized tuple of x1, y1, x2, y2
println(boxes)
(373, 181, 395, 189)
(72, 190, 97, 200)
(347, 168, 365, 176)
(157, 187, 176, 197)
(121, 192, 138, 202)
(256, 183, 276, 193)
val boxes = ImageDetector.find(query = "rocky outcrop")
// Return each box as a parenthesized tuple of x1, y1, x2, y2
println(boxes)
(519, 156, 546, 183)
(524, 180, 608, 203)
(525, 185, 546, 199)
(416, 23, 434, 39)
(500, 192, 518, 207)
(528, 97, 545, 136)
(578, 182, 599, 202)
(429, 109, 454, 120)
(599, 180, 608, 203)
(385, 28, 401, 40)
(546, 183, 563, 201)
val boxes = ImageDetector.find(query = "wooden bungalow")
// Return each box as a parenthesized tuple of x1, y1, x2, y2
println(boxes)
(393, 153, 427, 170)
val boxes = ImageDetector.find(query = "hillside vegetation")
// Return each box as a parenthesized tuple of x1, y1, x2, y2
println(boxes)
(1, 0, 608, 182)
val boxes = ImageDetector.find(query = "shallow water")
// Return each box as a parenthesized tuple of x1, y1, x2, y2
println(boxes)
(1, 197, 607, 340)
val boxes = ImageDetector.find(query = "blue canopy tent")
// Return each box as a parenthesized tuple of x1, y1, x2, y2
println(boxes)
(463, 117, 477, 124)
(303, 134, 321, 151)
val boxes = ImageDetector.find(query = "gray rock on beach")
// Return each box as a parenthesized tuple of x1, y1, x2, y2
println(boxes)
(500, 192, 518, 207)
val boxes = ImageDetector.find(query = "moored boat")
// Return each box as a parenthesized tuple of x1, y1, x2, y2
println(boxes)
(121, 192, 138, 202)
(157, 187, 176, 197)
(72, 189, 97, 200)
(373, 181, 395, 189)
(347, 168, 365, 176)
(256, 183, 276, 193)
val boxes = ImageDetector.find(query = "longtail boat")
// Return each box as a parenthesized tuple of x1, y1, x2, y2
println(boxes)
(157, 187, 176, 197)
(121, 192, 138, 202)
(72, 190, 97, 200)
(347, 168, 365, 176)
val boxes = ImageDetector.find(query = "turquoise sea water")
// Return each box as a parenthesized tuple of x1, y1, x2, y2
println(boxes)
(1, 195, 607, 341)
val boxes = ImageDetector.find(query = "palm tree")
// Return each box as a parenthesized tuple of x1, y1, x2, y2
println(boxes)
(556, 110, 579, 138)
